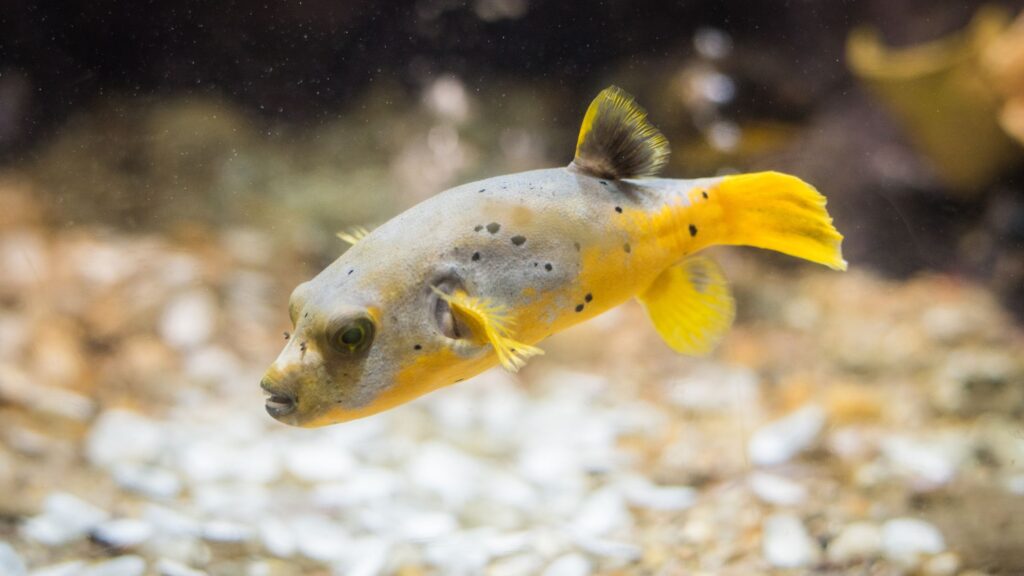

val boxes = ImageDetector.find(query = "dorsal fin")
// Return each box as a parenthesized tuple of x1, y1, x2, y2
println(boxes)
(571, 86, 670, 180)
(336, 225, 372, 246)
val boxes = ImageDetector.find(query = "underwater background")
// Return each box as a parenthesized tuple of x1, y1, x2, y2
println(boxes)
(1, 0, 1024, 574)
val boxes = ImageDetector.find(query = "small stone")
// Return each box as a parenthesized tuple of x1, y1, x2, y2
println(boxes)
(620, 476, 697, 511)
(112, 464, 182, 499)
(201, 520, 253, 543)
(762, 513, 821, 569)
(881, 518, 945, 566)
(0, 542, 26, 576)
(152, 559, 207, 576)
(826, 522, 882, 564)
(81, 556, 146, 576)
(921, 552, 961, 576)
(29, 561, 87, 576)
(396, 511, 459, 541)
(541, 553, 591, 576)
(881, 436, 963, 488)
(570, 486, 632, 537)
(92, 518, 155, 549)
(290, 515, 351, 563)
(489, 553, 544, 576)
(748, 472, 807, 506)
(87, 409, 164, 469)
(748, 405, 826, 466)
(259, 517, 296, 558)
(285, 442, 355, 482)
(159, 289, 218, 350)
(573, 536, 642, 561)
(21, 492, 110, 546)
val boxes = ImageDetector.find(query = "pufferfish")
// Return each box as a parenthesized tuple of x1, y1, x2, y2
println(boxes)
(261, 86, 846, 427)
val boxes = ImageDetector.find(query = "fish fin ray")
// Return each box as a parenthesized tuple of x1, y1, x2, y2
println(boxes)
(431, 287, 544, 372)
(572, 86, 670, 180)
(637, 256, 735, 356)
(336, 225, 373, 246)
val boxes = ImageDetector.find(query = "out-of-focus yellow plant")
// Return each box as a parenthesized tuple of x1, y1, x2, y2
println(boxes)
(848, 7, 1024, 194)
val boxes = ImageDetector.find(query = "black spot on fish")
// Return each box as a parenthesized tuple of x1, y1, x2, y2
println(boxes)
(623, 243, 631, 253)
(533, 262, 538, 267)
(544, 263, 553, 271)
(511, 235, 526, 246)
(573, 241, 581, 251)
(689, 224, 698, 237)
(304, 312, 310, 318)
(414, 344, 422, 350)
(600, 180, 608, 186)
(348, 269, 354, 275)
(702, 191, 708, 199)
(575, 304, 584, 312)
(455, 378, 465, 383)
(486, 222, 501, 234)
(585, 293, 593, 302)
(614, 206, 623, 213)
(283, 331, 290, 340)
(478, 188, 486, 193)
(474, 225, 483, 232)
(472, 252, 481, 261)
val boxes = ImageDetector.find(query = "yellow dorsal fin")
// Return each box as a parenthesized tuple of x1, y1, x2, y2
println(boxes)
(336, 225, 372, 246)
(637, 256, 736, 355)
(572, 86, 670, 180)
(431, 287, 543, 372)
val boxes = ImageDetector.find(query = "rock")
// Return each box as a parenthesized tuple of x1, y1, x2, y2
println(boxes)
(92, 518, 155, 549)
(152, 559, 207, 576)
(541, 553, 591, 576)
(573, 537, 642, 562)
(761, 513, 822, 569)
(748, 405, 826, 466)
(343, 537, 390, 576)
(932, 349, 1023, 417)
(81, 556, 146, 576)
(259, 518, 296, 558)
(826, 522, 882, 564)
(620, 476, 697, 511)
(159, 289, 218, 350)
(87, 409, 164, 469)
(201, 520, 253, 543)
(396, 511, 459, 541)
(290, 515, 351, 563)
(488, 553, 545, 576)
(0, 542, 26, 576)
(881, 518, 946, 566)
(0, 364, 95, 422)
(666, 366, 760, 413)
(21, 492, 111, 546)
(748, 472, 807, 506)
(407, 442, 482, 508)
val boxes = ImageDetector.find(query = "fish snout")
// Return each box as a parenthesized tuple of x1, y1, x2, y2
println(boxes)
(260, 377, 297, 420)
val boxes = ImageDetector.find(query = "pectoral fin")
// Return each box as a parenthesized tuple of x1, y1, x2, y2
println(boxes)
(431, 287, 543, 372)
(637, 256, 736, 355)
(336, 225, 372, 246)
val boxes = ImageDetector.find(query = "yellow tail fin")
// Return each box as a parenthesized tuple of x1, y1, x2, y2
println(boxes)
(708, 172, 847, 270)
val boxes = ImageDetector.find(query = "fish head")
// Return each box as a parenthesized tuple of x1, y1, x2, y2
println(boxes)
(260, 262, 494, 427)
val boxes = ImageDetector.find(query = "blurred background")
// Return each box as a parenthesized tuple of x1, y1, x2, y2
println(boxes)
(1, 0, 1024, 574)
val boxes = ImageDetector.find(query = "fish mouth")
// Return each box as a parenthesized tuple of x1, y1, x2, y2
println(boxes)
(260, 379, 298, 420)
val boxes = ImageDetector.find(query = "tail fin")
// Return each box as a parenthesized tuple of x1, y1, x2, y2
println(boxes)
(709, 172, 847, 270)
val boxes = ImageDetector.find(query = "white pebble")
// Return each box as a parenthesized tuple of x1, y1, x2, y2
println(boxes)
(620, 476, 697, 511)
(881, 436, 961, 488)
(87, 409, 164, 469)
(921, 552, 961, 576)
(21, 492, 110, 546)
(407, 442, 482, 507)
(882, 518, 945, 566)
(541, 553, 591, 576)
(343, 537, 390, 576)
(30, 561, 87, 576)
(826, 522, 882, 564)
(748, 472, 807, 506)
(0, 542, 26, 576)
(159, 289, 218, 349)
(570, 487, 632, 537)
(258, 518, 296, 557)
(291, 515, 351, 563)
(92, 518, 155, 548)
(152, 559, 206, 576)
(749, 405, 826, 466)
(81, 556, 146, 576)
(574, 536, 642, 561)
(202, 520, 253, 543)
(112, 464, 182, 499)
(285, 442, 355, 482)
(762, 513, 821, 569)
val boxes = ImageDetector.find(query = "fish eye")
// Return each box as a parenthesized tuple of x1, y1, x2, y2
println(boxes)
(330, 317, 375, 354)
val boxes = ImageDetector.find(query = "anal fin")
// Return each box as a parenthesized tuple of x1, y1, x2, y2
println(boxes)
(431, 287, 543, 372)
(637, 256, 736, 356)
